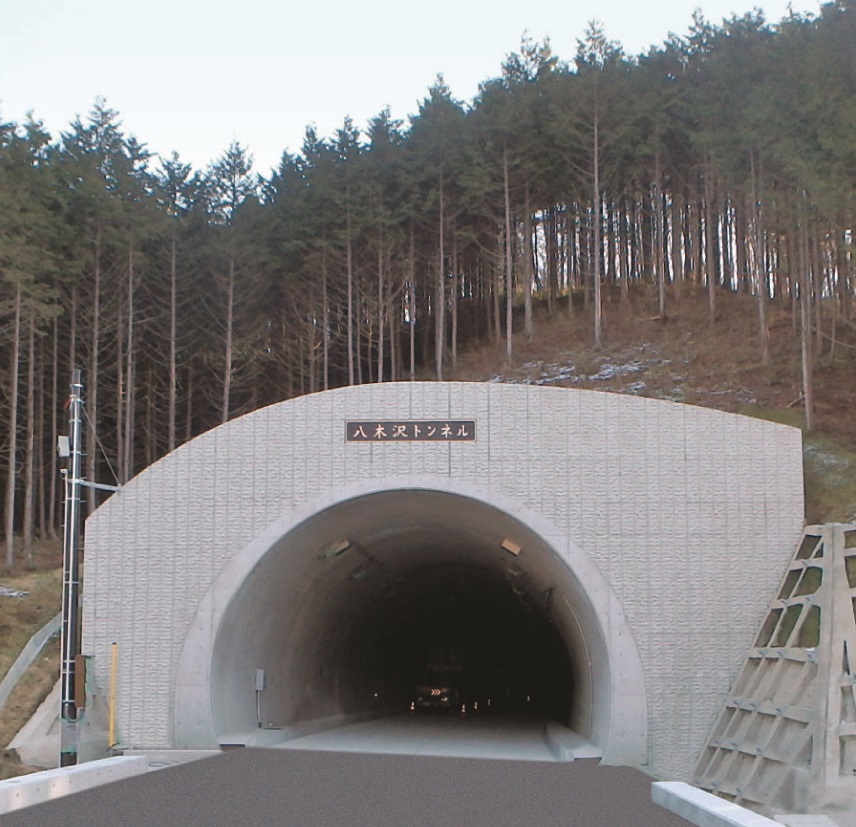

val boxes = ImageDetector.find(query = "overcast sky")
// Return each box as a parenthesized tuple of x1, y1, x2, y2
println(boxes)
(1, 0, 818, 175)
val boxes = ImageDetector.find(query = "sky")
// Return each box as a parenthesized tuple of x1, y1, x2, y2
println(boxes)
(1, 0, 819, 176)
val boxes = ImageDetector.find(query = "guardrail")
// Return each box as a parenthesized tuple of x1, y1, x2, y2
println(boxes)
(0, 612, 62, 712)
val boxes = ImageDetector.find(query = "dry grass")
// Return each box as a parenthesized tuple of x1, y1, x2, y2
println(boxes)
(1, 539, 62, 779)
(0, 637, 59, 780)
(0, 566, 62, 681)
(446, 284, 856, 524)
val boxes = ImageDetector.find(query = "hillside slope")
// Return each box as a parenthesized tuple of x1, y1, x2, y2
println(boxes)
(445, 285, 856, 525)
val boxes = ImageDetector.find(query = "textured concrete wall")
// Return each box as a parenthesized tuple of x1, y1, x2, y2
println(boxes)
(80, 383, 805, 780)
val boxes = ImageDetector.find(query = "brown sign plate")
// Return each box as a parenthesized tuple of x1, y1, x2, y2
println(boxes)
(345, 420, 476, 442)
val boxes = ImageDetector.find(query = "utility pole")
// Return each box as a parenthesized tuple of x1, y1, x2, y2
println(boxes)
(59, 370, 122, 766)
(59, 370, 83, 766)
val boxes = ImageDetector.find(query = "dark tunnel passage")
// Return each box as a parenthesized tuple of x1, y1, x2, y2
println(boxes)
(208, 490, 605, 746)
(346, 564, 575, 721)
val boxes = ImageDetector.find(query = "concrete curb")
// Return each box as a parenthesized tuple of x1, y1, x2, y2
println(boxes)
(652, 782, 782, 826)
(0, 755, 148, 814)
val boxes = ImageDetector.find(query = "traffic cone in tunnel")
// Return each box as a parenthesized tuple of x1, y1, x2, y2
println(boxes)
(461, 703, 467, 716)
(410, 701, 415, 714)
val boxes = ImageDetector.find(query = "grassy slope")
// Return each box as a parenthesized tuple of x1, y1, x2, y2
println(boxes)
(0, 541, 62, 778)
(1, 284, 854, 778)
(445, 284, 856, 525)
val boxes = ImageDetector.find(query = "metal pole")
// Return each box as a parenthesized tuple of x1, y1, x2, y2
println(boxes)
(60, 369, 83, 766)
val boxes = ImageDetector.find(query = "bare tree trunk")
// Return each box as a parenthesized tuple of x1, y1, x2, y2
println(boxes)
(123, 247, 136, 481)
(704, 164, 717, 322)
(47, 315, 59, 539)
(592, 110, 603, 347)
(355, 278, 364, 386)
(811, 234, 824, 357)
(799, 215, 815, 432)
(23, 318, 36, 560)
(221, 257, 235, 424)
(524, 188, 534, 342)
(619, 198, 630, 304)
(322, 249, 329, 390)
(503, 145, 514, 362)
(185, 366, 194, 443)
(146, 366, 155, 468)
(308, 296, 318, 393)
(5, 287, 21, 570)
(116, 279, 125, 481)
(346, 213, 355, 385)
(748, 153, 771, 366)
(168, 231, 178, 453)
(37, 337, 47, 540)
(654, 159, 666, 321)
(435, 175, 446, 380)
(545, 208, 557, 316)
(670, 191, 684, 303)
(493, 239, 502, 341)
(567, 207, 576, 318)
(409, 225, 416, 381)
(451, 238, 459, 369)
(388, 272, 398, 381)
(377, 243, 385, 383)
(86, 225, 102, 514)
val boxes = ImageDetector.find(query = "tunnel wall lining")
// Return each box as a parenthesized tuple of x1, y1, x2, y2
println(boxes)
(172, 479, 648, 763)
(80, 382, 805, 780)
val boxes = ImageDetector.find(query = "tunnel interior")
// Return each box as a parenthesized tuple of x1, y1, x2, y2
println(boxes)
(347, 563, 574, 718)
(210, 491, 607, 744)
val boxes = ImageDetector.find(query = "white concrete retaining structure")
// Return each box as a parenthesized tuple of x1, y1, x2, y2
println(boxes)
(0, 755, 148, 815)
(81, 383, 805, 779)
(653, 782, 783, 826)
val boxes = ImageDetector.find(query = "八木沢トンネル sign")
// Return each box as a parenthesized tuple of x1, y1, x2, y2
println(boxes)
(345, 420, 476, 442)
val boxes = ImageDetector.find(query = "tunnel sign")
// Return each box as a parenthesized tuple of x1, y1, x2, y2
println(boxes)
(346, 420, 476, 442)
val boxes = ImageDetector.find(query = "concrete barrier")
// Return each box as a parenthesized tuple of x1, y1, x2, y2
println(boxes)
(0, 755, 148, 814)
(652, 782, 782, 826)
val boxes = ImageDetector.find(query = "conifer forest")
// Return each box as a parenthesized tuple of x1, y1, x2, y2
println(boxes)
(1, 4, 855, 567)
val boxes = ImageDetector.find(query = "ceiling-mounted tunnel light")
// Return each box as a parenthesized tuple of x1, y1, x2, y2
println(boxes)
(318, 539, 351, 560)
(501, 538, 522, 556)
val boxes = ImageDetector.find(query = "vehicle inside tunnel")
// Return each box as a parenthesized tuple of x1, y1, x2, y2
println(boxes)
(207, 490, 608, 749)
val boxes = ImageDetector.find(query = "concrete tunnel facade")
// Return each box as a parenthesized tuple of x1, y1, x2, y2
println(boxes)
(80, 382, 806, 779)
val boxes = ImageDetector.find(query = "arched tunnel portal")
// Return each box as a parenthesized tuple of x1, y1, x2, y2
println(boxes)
(176, 485, 648, 764)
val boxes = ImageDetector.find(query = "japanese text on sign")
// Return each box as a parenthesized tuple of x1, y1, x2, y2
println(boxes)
(345, 420, 476, 442)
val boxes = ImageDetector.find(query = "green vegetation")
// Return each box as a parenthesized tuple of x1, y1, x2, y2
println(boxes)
(2, 3, 856, 570)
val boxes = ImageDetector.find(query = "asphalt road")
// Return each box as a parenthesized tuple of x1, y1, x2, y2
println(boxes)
(3, 748, 693, 827)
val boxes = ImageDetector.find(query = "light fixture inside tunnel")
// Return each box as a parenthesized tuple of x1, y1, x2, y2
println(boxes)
(318, 539, 351, 559)
(501, 538, 522, 556)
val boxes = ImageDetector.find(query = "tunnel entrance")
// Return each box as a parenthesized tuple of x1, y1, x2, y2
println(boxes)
(207, 490, 599, 750)
(172, 482, 646, 763)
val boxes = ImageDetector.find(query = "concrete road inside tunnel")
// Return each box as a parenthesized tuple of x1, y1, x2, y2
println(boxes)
(270, 712, 602, 762)
(176, 487, 646, 765)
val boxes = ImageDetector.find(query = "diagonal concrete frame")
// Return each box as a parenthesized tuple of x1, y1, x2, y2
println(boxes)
(173, 477, 649, 766)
